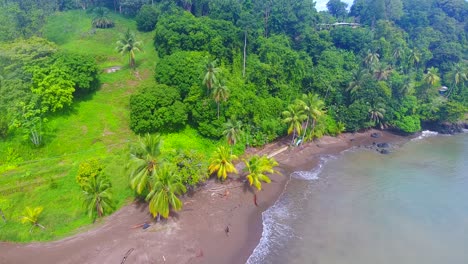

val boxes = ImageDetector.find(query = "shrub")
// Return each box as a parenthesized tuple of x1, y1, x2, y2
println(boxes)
(173, 150, 209, 188)
(130, 84, 188, 134)
(76, 159, 104, 188)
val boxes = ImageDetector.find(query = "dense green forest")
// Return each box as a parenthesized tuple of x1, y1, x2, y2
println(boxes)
(0, 0, 467, 241)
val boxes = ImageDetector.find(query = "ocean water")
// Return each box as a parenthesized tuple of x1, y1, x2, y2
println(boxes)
(248, 132, 468, 264)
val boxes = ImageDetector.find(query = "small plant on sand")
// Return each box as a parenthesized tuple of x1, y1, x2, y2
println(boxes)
(21, 206, 45, 233)
(208, 146, 238, 181)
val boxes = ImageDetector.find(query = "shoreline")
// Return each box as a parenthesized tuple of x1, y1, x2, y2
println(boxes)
(0, 129, 411, 264)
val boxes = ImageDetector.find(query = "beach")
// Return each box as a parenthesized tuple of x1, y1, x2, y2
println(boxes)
(0, 129, 409, 264)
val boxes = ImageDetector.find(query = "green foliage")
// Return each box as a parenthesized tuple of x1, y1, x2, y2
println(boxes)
(76, 159, 104, 188)
(91, 7, 114, 29)
(172, 150, 208, 187)
(20, 206, 45, 232)
(130, 84, 187, 134)
(136, 5, 159, 32)
(31, 66, 75, 113)
(438, 101, 467, 123)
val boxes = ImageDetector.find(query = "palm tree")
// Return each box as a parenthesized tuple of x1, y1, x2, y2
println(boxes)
(392, 46, 404, 66)
(407, 49, 421, 68)
(208, 146, 238, 181)
(92, 7, 114, 28)
(116, 29, 143, 69)
(297, 93, 325, 142)
(223, 119, 243, 147)
(423, 67, 440, 87)
(369, 104, 386, 129)
(21, 206, 45, 233)
(347, 69, 368, 93)
(145, 164, 186, 219)
(127, 134, 162, 195)
(212, 83, 230, 119)
(82, 174, 114, 220)
(446, 63, 467, 98)
(203, 59, 220, 94)
(364, 50, 380, 69)
(243, 155, 279, 191)
(282, 104, 307, 145)
(373, 63, 393, 81)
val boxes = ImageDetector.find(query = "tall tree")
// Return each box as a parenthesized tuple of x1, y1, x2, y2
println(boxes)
(297, 93, 325, 142)
(208, 146, 238, 181)
(203, 59, 220, 94)
(223, 119, 243, 147)
(212, 83, 230, 118)
(423, 67, 441, 87)
(116, 29, 143, 69)
(127, 134, 162, 195)
(364, 50, 380, 69)
(446, 63, 467, 98)
(145, 164, 186, 219)
(327, 0, 348, 19)
(369, 103, 386, 129)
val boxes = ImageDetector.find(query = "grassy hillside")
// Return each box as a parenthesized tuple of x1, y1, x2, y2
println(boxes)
(0, 10, 217, 242)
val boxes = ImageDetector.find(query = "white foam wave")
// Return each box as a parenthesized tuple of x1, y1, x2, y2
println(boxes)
(247, 156, 334, 263)
(412, 130, 438, 141)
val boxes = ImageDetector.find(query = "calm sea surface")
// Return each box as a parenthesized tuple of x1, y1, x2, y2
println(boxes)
(248, 132, 468, 264)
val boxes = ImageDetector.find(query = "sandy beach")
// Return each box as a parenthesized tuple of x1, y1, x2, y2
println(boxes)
(0, 129, 410, 264)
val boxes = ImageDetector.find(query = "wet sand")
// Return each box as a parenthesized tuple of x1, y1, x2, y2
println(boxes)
(0, 129, 409, 264)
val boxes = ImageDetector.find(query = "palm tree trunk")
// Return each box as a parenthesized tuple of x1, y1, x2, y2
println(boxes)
(243, 31, 247, 78)
(96, 201, 102, 218)
(301, 117, 309, 143)
(291, 128, 296, 145)
(0, 209, 6, 223)
(217, 102, 220, 119)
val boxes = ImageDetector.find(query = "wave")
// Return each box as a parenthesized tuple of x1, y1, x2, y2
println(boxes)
(246, 156, 334, 263)
(412, 130, 439, 141)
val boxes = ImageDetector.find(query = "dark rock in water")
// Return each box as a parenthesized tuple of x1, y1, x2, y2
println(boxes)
(377, 143, 390, 148)
(380, 149, 391, 154)
(422, 122, 465, 134)
(371, 133, 381, 138)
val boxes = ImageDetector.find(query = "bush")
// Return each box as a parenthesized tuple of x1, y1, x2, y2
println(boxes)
(130, 84, 188, 134)
(76, 159, 104, 188)
(51, 52, 99, 94)
(172, 150, 209, 188)
(136, 5, 159, 32)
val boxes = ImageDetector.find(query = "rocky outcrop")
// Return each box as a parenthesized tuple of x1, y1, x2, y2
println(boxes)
(422, 122, 467, 135)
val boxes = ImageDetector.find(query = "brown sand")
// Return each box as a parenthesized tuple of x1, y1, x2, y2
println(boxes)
(0, 129, 410, 264)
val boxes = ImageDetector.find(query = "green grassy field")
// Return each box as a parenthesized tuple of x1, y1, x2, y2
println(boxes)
(0, 10, 218, 242)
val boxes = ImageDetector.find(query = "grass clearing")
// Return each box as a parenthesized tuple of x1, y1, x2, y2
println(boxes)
(0, 10, 219, 242)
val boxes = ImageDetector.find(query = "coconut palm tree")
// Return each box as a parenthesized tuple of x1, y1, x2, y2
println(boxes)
(92, 7, 114, 28)
(407, 49, 421, 68)
(145, 164, 186, 219)
(243, 155, 279, 191)
(212, 83, 230, 119)
(347, 69, 369, 97)
(297, 93, 325, 142)
(369, 104, 386, 129)
(127, 134, 162, 195)
(116, 29, 143, 69)
(208, 146, 238, 181)
(203, 59, 220, 94)
(392, 45, 404, 66)
(20, 206, 45, 233)
(446, 63, 467, 98)
(282, 104, 307, 145)
(82, 174, 114, 220)
(423, 67, 441, 87)
(373, 63, 393, 81)
(364, 50, 380, 69)
(223, 119, 243, 147)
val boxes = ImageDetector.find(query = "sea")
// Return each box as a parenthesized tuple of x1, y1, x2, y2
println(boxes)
(247, 131, 468, 264)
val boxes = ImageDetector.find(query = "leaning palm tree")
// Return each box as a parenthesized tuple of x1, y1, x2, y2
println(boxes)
(212, 83, 230, 119)
(145, 164, 186, 220)
(82, 174, 114, 221)
(20, 206, 45, 233)
(243, 155, 279, 191)
(373, 63, 393, 81)
(282, 104, 307, 145)
(369, 104, 386, 129)
(423, 67, 441, 87)
(116, 29, 143, 69)
(127, 134, 162, 195)
(208, 146, 238, 181)
(203, 59, 220, 94)
(223, 119, 243, 147)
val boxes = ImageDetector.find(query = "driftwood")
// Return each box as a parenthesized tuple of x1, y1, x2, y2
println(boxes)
(121, 248, 134, 264)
